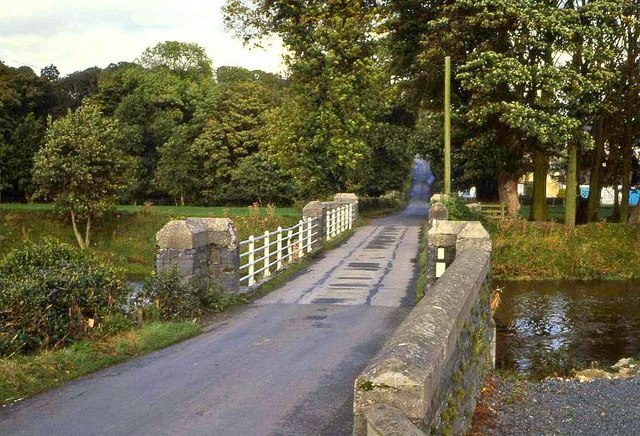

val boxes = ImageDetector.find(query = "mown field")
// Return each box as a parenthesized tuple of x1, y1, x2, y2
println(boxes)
(0, 203, 301, 277)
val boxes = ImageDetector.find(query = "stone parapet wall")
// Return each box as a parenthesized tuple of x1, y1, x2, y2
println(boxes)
(353, 219, 494, 436)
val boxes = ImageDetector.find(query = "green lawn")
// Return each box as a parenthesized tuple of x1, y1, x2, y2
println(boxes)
(0, 204, 301, 277)
(518, 204, 616, 222)
(0, 202, 300, 217)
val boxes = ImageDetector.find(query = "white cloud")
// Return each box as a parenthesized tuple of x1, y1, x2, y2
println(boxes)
(0, 0, 284, 75)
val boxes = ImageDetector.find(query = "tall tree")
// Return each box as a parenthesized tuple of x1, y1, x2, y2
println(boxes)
(33, 102, 133, 249)
(138, 41, 213, 80)
(224, 0, 391, 198)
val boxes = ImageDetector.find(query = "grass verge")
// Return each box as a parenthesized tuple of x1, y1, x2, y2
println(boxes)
(415, 224, 429, 301)
(490, 219, 640, 280)
(0, 321, 200, 407)
(518, 204, 615, 222)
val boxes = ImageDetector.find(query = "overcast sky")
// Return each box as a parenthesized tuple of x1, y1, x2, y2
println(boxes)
(0, 0, 284, 76)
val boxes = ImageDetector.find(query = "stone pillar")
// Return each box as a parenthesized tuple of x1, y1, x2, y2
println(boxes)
(425, 221, 466, 290)
(425, 220, 492, 291)
(156, 218, 239, 294)
(456, 221, 492, 254)
(334, 192, 359, 220)
(302, 200, 326, 251)
(428, 202, 449, 227)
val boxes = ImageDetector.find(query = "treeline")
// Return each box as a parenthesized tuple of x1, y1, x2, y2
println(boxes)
(380, 0, 640, 225)
(223, 0, 640, 225)
(0, 41, 416, 207)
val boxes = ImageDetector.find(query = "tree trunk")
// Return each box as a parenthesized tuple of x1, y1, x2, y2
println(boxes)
(180, 194, 185, 207)
(614, 184, 620, 217)
(70, 211, 86, 250)
(529, 150, 549, 221)
(630, 205, 640, 225)
(587, 118, 604, 222)
(498, 174, 520, 216)
(565, 140, 578, 227)
(85, 215, 91, 249)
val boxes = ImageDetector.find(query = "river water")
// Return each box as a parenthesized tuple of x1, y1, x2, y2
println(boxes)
(494, 280, 640, 377)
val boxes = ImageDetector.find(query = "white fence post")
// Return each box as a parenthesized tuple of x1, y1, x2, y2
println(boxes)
(306, 218, 313, 253)
(331, 208, 336, 238)
(276, 226, 283, 271)
(248, 235, 255, 286)
(264, 230, 271, 278)
(288, 228, 294, 261)
(298, 220, 304, 258)
(348, 204, 353, 229)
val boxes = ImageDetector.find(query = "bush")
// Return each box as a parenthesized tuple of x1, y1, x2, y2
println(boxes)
(136, 267, 202, 321)
(135, 268, 245, 321)
(0, 240, 128, 357)
(443, 195, 485, 221)
(358, 195, 403, 215)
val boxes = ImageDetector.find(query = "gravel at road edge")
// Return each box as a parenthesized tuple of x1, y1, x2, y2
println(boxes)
(471, 374, 640, 436)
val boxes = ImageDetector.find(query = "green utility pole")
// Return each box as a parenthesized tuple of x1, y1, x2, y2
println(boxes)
(444, 56, 452, 195)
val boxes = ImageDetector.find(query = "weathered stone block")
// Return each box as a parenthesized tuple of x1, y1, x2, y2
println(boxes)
(302, 200, 327, 249)
(334, 192, 359, 220)
(156, 217, 240, 294)
(363, 404, 426, 436)
(429, 203, 449, 224)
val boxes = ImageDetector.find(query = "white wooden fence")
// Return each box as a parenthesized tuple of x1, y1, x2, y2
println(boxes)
(239, 203, 356, 289)
(239, 218, 317, 287)
(325, 203, 355, 240)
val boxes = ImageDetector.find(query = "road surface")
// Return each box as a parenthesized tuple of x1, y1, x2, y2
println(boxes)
(1, 163, 432, 436)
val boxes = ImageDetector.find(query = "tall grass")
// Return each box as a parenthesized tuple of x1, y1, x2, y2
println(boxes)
(491, 219, 640, 280)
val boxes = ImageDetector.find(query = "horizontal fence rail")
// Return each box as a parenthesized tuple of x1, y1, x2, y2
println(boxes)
(239, 217, 319, 288)
(238, 203, 356, 290)
(326, 204, 355, 241)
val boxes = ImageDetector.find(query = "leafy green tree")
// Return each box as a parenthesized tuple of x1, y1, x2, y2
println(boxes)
(33, 102, 133, 249)
(228, 152, 294, 205)
(155, 124, 201, 205)
(138, 41, 213, 80)
(224, 0, 391, 198)
(190, 80, 280, 202)
(0, 113, 45, 201)
(0, 63, 49, 201)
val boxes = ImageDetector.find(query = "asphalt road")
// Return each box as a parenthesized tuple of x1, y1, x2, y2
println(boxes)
(1, 168, 430, 436)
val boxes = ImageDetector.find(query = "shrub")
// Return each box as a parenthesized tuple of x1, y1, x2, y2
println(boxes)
(0, 240, 128, 357)
(443, 195, 485, 221)
(358, 195, 403, 215)
(135, 268, 246, 321)
(136, 267, 202, 321)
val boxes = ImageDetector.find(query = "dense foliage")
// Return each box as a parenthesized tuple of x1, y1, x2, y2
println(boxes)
(135, 267, 244, 321)
(2, 2, 638, 227)
(382, 0, 640, 225)
(0, 240, 127, 357)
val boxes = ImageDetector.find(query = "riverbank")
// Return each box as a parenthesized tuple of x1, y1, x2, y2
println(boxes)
(471, 366, 640, 436)
(490, 219, 640, 280)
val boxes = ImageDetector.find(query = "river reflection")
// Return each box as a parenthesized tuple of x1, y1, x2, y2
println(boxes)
(494, 280, 640, 375)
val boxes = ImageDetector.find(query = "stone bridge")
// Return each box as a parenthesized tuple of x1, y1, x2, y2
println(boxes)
(0, 163, 494, 436)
